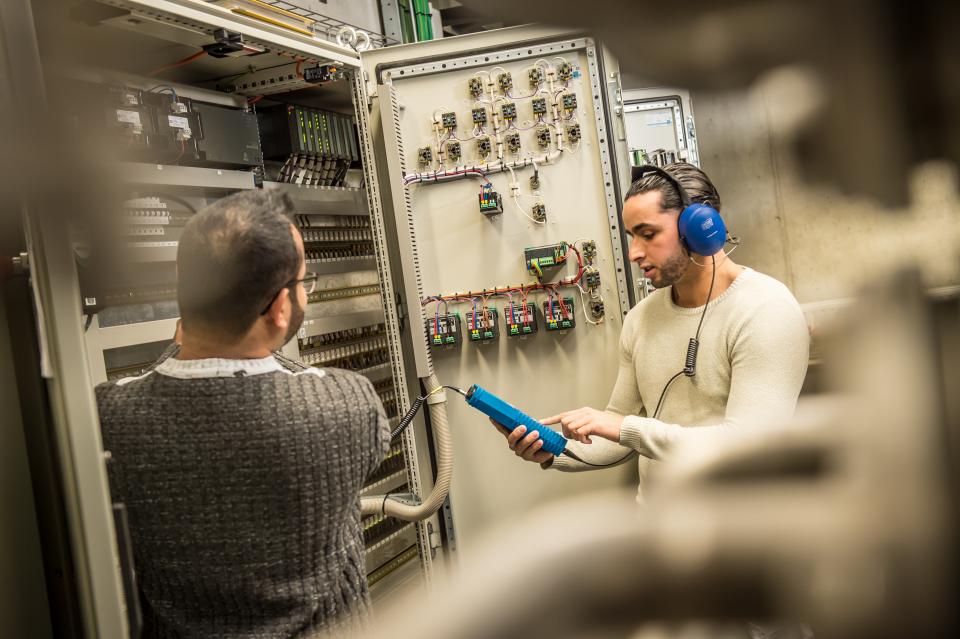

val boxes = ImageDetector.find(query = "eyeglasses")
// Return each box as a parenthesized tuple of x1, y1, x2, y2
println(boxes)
(259, 272, 319, 315)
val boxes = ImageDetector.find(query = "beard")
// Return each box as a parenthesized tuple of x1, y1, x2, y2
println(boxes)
(282, 296, 305, 345)
(649, 247, 689, 288)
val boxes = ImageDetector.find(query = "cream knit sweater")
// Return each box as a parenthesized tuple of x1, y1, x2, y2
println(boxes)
(550, 267, 809, 495)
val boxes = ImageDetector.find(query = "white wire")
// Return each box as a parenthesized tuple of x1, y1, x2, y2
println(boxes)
(576, 284, 601, 325)
(534, 58, 553, 71)
(689, 237, 741, 267)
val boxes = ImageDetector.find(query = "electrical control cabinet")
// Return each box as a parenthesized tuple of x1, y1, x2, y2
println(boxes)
(621, 87, 700, 169)
(54, 0, 430, 611)
(360, 25, 639, 554)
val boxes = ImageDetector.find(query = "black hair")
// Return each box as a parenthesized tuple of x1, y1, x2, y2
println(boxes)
(625, 162, 722, 213)
(176, 189, 299, 339)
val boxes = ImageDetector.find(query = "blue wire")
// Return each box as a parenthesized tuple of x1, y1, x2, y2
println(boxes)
(146, 85, 178, 102)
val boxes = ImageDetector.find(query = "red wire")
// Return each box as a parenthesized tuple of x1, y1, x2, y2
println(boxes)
(248, 95, 264, 105)
(174, 138, 186, 163)
(147, 50, 206, 78)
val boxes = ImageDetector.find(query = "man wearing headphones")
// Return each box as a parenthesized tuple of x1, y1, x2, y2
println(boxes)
(497, 162, 810, 494)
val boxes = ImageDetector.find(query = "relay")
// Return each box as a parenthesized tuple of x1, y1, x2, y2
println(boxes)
(584, 267, 601, 291)
(427, 313, 462, 347)
(505, 303, 538, 336)
(543, 297, 576, 331)
(466, 307, 499, 341)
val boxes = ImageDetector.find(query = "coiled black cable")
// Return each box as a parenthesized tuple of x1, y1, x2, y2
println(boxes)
(391, 384, 466, 439)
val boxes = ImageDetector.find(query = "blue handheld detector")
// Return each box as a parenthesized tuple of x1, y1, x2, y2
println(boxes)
(465, 384, 568, 456)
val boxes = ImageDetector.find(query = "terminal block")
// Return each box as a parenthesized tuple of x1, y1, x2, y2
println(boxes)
(532, 203, 547, 222)
(466, 307, 499, 341)
(543, 297, 576, 331)
(581, 240, 597, 263)
(531, 97, 547, 116)
(497, 71, 513, 93)
(561, 93, 577, 111)
(528, 67, 544, 87)
(566, 122, 582, 143)
(447, 141, 462, 162)
(479, 184, 503, 216)
(535, 124, 552, 149)
(472, 107, 488, 125)
(476, 136, 492, 157)
(505, 132, 521, 154)
(468, 77, 484, 98)
(524, 243, 568, 277)
(584, 268, 601, 291)
(500, 102, 517, 121)
(417, 146, 433, 165)
(441, 111, 457, 129)
(505, 303, 538, 336)
(427, 313, 462, 347)
(557, 61, 573, 82)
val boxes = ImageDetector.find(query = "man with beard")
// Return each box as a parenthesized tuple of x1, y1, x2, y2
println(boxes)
(95, 189, 389, 638)
(499, 163, 810, 499)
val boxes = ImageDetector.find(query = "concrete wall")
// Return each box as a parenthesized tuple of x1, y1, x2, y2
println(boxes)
(691, 86, 960, 304)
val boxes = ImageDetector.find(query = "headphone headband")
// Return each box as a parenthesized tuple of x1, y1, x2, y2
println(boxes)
(630, 164, 692, 208)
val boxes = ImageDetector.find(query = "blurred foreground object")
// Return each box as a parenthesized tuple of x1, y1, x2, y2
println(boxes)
(462, 0, 960, 208)
(362, 267, 959, 638)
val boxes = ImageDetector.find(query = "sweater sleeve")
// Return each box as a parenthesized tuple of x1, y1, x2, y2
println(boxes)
(548, 312, 643, 472)
(353, 375, 392, 478)
(618, 296, 809, 460)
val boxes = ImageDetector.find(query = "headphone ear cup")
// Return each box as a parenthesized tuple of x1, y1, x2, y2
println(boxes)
(678, 204, 727, 256)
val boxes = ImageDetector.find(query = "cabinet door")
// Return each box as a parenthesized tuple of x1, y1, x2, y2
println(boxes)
(356, 26, 637, 555)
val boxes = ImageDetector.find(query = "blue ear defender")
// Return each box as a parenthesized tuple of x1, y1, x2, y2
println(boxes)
(678, 202, 727, 255)
(630, 165, 727, 256)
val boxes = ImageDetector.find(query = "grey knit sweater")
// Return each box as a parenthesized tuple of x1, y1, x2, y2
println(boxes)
(96, 345, 390, 638)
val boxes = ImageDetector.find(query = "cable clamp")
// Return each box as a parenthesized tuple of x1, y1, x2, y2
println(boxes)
(425, 386, 447, 405)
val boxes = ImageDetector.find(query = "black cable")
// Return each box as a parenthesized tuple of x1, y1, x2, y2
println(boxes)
(391, 384, 466, 439)
(684, 254, 717, 377)
(83, 314, 94, 333)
